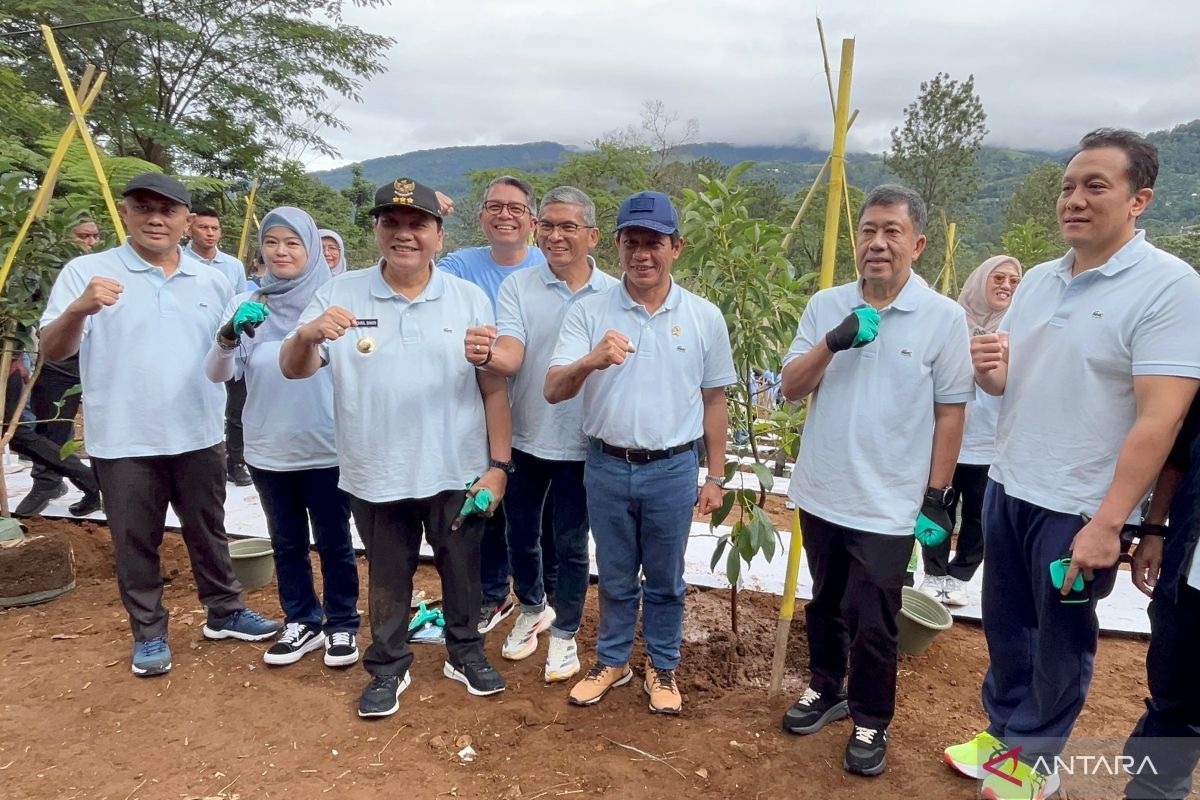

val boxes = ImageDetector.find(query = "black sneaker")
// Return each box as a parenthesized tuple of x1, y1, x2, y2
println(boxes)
(69, 490, 102, 517)
(443, 658, 506, 696)
(478, 595, 516, 634)
(358, 672, 411, 718)
(844, 725, 888, 776)
(227, 461, 253, 487)
(263, 622, 325, 666)
(14, 482, 68, 517)
(324, 631, 359, 668)
(782, 686, 849, 735)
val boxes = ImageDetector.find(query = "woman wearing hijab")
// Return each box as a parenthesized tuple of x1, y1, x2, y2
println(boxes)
(918, 255, 1023, 607)
(319, 229, 347, 276)
(204, 207, 360, 667)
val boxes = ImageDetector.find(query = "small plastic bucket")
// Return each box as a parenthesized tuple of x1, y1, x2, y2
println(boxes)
(228, 538, 275, 591)
(897, 585, 953, 656)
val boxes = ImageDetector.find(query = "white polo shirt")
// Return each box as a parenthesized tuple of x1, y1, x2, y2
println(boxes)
(785, 276, 975, 535)
(959, 389, 1002, 466)
(222, 292, 337, 473)
(497, 259, 618, 461)
(293, 264, 493, 503)
(40, 242, 233, 458)
(991, 231, 1200, 518)
(549, 278, 736, 450)
(185, 244, 246, 293)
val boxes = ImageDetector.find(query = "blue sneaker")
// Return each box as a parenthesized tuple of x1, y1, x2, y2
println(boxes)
(202, 608, 283, 642)
(131, 635, 172, 676)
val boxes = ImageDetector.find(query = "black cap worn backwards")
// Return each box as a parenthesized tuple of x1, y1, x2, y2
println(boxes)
(122, 173, 191, 207)
(368, 177, 442, 221)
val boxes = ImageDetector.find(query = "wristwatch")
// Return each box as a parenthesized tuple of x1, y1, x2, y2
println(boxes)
(705, 475, 727, 488)
(489, 458, 516, 475)
(925, 486, 957, 509)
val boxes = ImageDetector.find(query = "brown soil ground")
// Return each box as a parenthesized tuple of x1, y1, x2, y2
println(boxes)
(0, 518, 1150, 800)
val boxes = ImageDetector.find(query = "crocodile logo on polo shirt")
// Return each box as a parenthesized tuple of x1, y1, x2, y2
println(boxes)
(900, 348, 913, 357)
(1092, 310, 1104, 319)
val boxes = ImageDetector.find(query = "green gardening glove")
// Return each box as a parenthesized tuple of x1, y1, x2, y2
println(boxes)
(219, 301, 269, 341)
(825, 305, 881, 352)
(914, 491, 954, 547)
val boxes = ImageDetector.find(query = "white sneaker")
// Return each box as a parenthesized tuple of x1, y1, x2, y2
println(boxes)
(942, 576, 970, 607)
(263, 622, 325, 666)
(501, 607, 556, 661)
(917, 575, 944, 601)
(544, 635, 580, 683)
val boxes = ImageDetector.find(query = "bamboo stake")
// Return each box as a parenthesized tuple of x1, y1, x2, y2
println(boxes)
(236, 179, 260, 265)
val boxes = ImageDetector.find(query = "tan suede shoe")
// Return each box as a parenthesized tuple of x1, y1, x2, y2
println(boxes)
(643, 661, 682, 715)
(568, 663, 633, 706)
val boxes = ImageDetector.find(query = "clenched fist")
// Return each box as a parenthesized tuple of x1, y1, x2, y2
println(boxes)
(970, 332, 1009, 374)
(299, 306, 357, 345)
(69, 276, 124, 316)
(465, 324, 497, 366)
(588, 329, 636, 370)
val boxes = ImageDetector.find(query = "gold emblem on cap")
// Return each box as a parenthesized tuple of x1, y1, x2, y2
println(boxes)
(391, 179, 416, 205)
(671, 325, 682, 337)
(357, 336, 376, 354)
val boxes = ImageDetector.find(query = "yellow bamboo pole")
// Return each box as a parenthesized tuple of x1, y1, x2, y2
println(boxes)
(36, 65, 96, 218)
(780, 158, 830, 253)
(841, 162, 857, 258)
(41, 26, 124, 242)
(941, 221, 958, 296)
(236, 179, 260, 264)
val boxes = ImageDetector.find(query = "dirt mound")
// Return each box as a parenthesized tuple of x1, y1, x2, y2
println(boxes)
(21, 516, 195, 583)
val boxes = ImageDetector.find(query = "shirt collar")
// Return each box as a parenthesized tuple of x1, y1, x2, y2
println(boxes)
(618, 276, 681, 312)
(855, 270, 922, 312)
(1057, 230, 1150, 280)
(369, 260, 444, 301)
(119, 242, 197, 276)
(184, 242, 227, 265)
(539, 256, 608, 291)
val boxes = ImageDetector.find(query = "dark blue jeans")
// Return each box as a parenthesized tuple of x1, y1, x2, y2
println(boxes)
(479, 504, 511, 606)
(248, 465, 360, 633)
(584, 441, 698, 670)
(981, 480, 1109, 763)
(505, 449, 590, 636)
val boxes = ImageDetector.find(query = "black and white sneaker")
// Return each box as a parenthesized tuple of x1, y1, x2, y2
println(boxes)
(358, 672, 411, 718)
(324, 631, 359, 668)
(844, 725, 888, 776)
(478, 595, 516, 634)
(443, 659, 506, 696)
(263, 622, 325, 666)
(782, 686, 849, 735)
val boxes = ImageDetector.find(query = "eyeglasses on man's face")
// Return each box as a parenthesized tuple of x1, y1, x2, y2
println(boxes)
(535, 221, 594, 236)
(481, 201, 531, 217)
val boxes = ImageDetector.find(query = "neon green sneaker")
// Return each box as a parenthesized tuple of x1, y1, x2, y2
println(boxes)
(979, 754, 1060, 799)
(943, 731, 1007, 779)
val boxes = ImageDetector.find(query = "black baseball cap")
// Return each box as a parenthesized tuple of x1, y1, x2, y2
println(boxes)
(369, 177, 442, 220)
(122, 173, 191, 207)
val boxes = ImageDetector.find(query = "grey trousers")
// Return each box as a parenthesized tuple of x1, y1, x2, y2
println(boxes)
(93, 444, 243, 640)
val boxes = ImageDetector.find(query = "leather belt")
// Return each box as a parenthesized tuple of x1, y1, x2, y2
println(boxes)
(598, 439, 692, 464)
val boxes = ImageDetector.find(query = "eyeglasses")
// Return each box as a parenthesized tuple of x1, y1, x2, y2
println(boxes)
(535, 221, 594, 236)
(481, 201, 531, 217)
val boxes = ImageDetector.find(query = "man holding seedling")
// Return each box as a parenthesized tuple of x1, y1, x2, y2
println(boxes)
(944, 129, 1200, 800)
(281, 176, 514, 718)
(779, 184, 973, 778)
(40, 173, 283, 678)
(464, 186, 617, 683)
(545, 190, 735, 715)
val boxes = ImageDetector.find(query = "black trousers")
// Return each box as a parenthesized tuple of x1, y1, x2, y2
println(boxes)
(224, 377, 246, 466)
(93, 444, 243, 640)
(922, 462, 989, 580)
(5, 371, 97, 494)
(1123, 583, 1200, 799)
(28, 366, 86, 492)
(351, 489, 486, 678)
(801, 509, 915, 730)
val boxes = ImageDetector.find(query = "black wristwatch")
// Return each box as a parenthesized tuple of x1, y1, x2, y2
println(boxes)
(1139, 522, 1169, 540)
(925, 486, 957, 509)
(489, 458, 515, 475)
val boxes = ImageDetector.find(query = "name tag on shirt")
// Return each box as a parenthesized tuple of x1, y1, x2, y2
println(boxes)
(354, 319, 379, 328)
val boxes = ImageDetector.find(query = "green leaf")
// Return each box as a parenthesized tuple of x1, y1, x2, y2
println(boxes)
(725, 544, 741, 586)
(750, 461, 774, 492)
(709, 490, 736, 530)
(59, 439, 84, 460)
(710, 537, 729, 572)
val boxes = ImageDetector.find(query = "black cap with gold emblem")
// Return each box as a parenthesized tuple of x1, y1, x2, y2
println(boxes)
(368, 177, 443, 221)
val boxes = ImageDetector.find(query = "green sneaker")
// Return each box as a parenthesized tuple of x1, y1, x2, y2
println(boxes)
(979, 755, 1060, 799)
(943, 731, 1007, 779)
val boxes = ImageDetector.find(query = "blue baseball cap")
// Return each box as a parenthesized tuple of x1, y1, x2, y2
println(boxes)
(615, 191, 679, 235)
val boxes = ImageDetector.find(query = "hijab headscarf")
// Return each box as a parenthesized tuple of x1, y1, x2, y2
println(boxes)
(957, 255, 1023, 333)
(247, 207, 330, 353)
(318, 228, 347, 276)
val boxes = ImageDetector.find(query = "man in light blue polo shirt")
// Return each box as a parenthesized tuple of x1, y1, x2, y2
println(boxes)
(778, 184, 973, 778)
(438, 175, 547, 635)
(39, 173, 282, 679)
(546, 191, 735, 715)
(463, 186, 617, 683)
(186, 206, 254, 488)
(944, 129, 1200, 800)
(281, 177, 514, 719)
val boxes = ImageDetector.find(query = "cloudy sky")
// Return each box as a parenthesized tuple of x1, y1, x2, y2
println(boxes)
(307, 0, 1200, 170)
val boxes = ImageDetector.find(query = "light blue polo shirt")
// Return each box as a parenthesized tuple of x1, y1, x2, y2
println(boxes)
(784, 275, 975, 535)
(991, 231, 1200, 518)
(293, 264, 493, 502)
(222, 292, 337, 472)
(958, 389, 1002, 466)
(40, 242, 233, 458)
(437, 246, 545, 310)
(549, 278, 736, 450)
(497, 258, 618, 461)
(186, 244, 246, 293)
